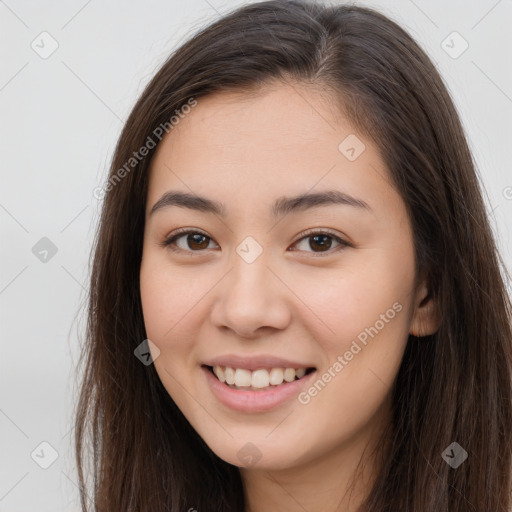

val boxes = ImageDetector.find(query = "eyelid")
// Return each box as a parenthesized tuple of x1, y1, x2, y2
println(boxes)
(160, 227, 216, 254)
(161, 227, 351, 256)
(293, 227, 346, 244)
(289, 228, 350, 255)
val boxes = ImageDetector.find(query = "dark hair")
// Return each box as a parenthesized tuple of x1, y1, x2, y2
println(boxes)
(74, 1, 512, 510)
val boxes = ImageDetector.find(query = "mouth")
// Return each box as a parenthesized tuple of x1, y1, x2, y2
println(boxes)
(203, 364, 316, 391)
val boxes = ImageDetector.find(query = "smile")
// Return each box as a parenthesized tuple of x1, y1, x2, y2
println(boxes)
(202, 364, 317, 413)
(209, 365, 315, 391)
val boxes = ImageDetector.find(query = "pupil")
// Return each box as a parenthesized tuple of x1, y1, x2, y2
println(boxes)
(311, 235, 331, 252)
(186, 234, 332, 252)
(189, 234, 208, 249)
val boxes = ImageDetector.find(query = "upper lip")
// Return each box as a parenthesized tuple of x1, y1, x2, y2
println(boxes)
(203, 355, 316, 371)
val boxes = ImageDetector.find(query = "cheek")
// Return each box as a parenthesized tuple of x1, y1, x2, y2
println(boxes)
(139, 267, 191, 394)
(140, 254, 200, 342)
(140, 269, 175, 342)
(139, 260, 201, 408)
(290, 257, 411, 357)
(290, 261, 413, 436)
(292, 270, 408, 450)
(139, 255, 218, 382)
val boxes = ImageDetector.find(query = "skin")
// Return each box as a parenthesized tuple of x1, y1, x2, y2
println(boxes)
(139, 81, 441, 512)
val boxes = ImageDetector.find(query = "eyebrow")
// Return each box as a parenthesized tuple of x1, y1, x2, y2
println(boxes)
(149, 189, 372, 219)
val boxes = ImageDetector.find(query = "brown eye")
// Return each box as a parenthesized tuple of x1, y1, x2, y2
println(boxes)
(308, 234, 333, 252)
(162, 228, 349, 256)
(184, 233, 210, 250)
(291, 230, 349, 256)
(162, 230, 216, 253)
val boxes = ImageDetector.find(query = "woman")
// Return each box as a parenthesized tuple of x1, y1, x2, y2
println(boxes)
(74, 1, 512, 510)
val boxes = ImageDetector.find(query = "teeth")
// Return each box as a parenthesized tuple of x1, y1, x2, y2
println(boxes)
(212, 366, 311, 389)
(234, 369, 252, 387)
(283, 368, 296, 382)
(252, 369, 270, 388)
(269, 368, 284, 385)
(224, 367, 235, 385)
(215, 366, 226, 383)
(295, 368, 306, 378)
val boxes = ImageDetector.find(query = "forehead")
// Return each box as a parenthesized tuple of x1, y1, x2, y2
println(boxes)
(158, 83, 345, 161)
(146, 83, 399, 220)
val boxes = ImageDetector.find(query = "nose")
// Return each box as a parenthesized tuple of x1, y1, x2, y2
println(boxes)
(209, 251, 291, 338)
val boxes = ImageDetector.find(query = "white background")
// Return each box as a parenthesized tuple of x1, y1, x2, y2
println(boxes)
(1, 0, 511, 510)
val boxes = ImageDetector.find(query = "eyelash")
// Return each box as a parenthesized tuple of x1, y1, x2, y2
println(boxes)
(160, 228, 350, 257)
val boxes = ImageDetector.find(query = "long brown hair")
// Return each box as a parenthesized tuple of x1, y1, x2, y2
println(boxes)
(74, 1, 512, 510)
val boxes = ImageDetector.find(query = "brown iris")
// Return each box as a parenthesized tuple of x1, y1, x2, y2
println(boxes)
(308, 234, 332, 252)
(186, 233, 210, 250)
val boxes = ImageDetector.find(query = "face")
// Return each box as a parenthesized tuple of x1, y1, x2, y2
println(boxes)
(140, 81, 435, 472)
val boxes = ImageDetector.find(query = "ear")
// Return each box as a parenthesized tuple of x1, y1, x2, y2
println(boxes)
(409, 278, 442, 337)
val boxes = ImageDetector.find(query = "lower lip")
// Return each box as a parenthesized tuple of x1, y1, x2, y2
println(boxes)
(201, 365, 316, 413)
